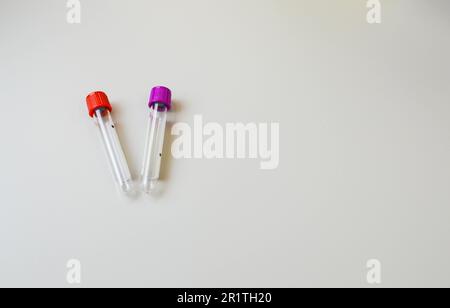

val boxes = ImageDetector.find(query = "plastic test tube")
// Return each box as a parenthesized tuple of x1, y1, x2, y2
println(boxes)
(141, 86, 172, 193)
(86, 91, 133, 194)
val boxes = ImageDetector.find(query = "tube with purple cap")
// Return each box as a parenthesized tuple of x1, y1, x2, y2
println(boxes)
(140, 86, 172, 193)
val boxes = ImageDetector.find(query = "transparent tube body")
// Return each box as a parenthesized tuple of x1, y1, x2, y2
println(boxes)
(141, 103, 168, 193)
(94, 108, 133, 193)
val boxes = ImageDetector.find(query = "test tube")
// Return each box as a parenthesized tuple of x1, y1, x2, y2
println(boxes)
(141, 86, 172, 193)
(86, 91, 133, 194)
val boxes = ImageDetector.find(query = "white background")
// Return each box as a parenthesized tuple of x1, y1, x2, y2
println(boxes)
(1, 0, 450, 287)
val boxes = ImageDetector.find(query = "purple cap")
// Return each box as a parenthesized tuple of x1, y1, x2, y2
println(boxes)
(149, 86, 172, 111)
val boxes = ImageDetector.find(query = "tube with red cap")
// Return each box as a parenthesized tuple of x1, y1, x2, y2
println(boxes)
(141, 86, 172, 193)
(86, 91, 133, 194)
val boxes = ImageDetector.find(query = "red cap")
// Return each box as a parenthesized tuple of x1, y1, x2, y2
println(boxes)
(86, 91, 112, 117)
